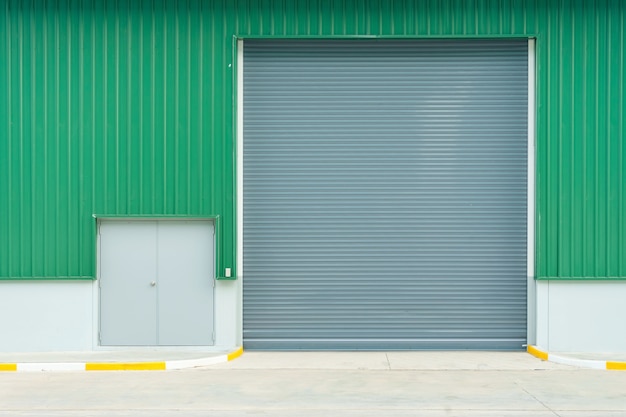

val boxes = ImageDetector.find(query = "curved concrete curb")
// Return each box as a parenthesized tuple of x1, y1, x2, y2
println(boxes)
(0, 346, 243, 372)
(528, 345, 626, 370)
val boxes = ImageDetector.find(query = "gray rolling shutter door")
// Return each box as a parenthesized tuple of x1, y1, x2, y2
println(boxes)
(243, 40, 528, 350)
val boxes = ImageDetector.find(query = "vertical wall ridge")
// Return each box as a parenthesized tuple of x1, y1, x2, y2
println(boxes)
(1, 2, 10, 277)
(618, 0, 623, 274)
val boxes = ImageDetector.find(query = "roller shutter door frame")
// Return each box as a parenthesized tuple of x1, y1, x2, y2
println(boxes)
(239, 39, 534, 350)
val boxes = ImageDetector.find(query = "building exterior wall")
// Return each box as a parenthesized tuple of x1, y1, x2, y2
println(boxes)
(536, 281, 626, 352)
(1, 0, 625, 352)
(0, 281, 94, 351)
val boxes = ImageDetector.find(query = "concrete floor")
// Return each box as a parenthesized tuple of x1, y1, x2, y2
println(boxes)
(2, 351, 626, 416)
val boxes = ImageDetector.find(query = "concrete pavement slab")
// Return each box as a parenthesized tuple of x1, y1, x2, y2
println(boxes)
(0, 370, 539, 410)
(514, 371, 626, 411)
(210, 351, 391, 370)
(212, 351, 575, 371)
(2, 412, 625, 417)
(0, 412, 564, 417)
(3, 368, 624, 413)
(1, 352, 625, 416)
(386, 351, 574, 370)
(557, 413, 626, 417)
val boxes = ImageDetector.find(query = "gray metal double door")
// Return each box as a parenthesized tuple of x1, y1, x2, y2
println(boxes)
(99, 220, 214, 346)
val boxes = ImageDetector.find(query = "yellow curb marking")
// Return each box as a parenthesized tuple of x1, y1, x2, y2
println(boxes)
(527, 345, 548, 361)
(86, 362, 166, 371)
(4, 347, 243, 372)
(0, 364, 17, 372)
(227, 346, 243, 361)
(606, 361, 626, 371)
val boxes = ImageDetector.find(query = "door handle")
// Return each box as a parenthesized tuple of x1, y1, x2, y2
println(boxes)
(150, 281, 156, 287)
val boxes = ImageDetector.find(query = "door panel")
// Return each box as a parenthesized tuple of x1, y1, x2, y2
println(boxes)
(157, 221, 215, 345)
(99, 220, 215, 346)
(99, 221, 158, 346)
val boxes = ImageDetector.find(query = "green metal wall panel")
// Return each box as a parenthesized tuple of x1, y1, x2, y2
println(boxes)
(1, 0, 624, 280)
(0, 0, 235, 279)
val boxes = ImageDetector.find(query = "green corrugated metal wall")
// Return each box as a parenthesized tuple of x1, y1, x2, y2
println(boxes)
(1, 0, 624, 280)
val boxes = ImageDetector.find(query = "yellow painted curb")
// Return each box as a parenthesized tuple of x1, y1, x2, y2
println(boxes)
(528, 345, 626, 371)
(606, 361, 626, 371)
(0, 363, 17, 372)
(85, 347, 242, 371)
(527, 345, 548, 361)
(86, 362, 167, 371)
(227, 346, 243, 361)
(2, 347, 242, 372)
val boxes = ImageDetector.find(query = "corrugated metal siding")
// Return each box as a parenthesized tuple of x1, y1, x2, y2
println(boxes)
(243, 39, 528, 350)
(1, 1, 235, 279)
(537, 0, 626, 279)
(1, 0, 624, 280)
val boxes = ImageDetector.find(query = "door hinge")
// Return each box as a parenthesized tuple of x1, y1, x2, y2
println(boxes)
(212, 332, 215, 344)
(98, 331, 102, 343)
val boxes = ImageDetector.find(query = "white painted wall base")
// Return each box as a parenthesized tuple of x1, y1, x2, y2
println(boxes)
(214, 280, 241, 349)
(0, 279, 240, 353)
(536, 280, 626, 353)
(0, 281, 94, 352)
